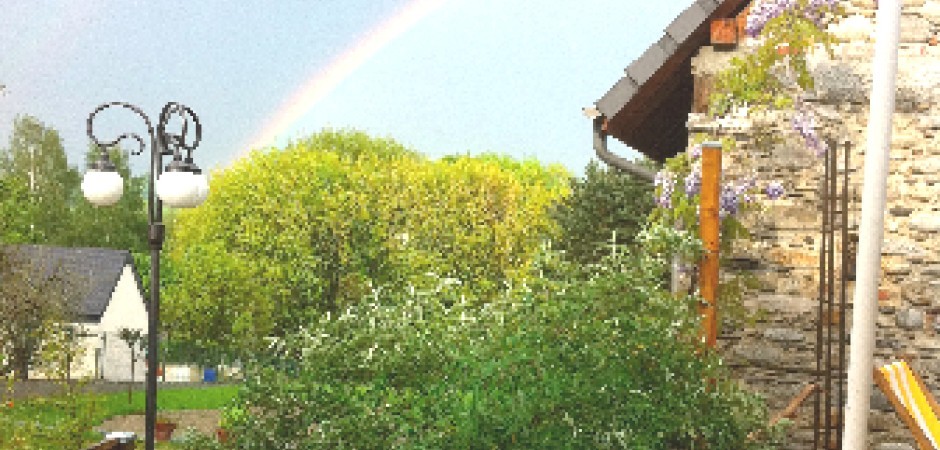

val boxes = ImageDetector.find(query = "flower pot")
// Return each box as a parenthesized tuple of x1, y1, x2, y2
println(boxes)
(216, 427, 230, 443)
(154, 422, 177, 442)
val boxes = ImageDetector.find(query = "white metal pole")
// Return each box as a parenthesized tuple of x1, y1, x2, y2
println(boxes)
(841, 1, 901, 448)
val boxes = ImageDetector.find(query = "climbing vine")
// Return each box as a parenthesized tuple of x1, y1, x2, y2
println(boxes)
(651, 0, 847, 329)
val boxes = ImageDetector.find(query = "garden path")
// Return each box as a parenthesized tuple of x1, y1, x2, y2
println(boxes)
(94, 409, 221, 440)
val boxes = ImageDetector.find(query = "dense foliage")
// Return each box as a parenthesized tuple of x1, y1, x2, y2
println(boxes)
(648, 0, 846, 330)
(223, 224, 788, 449)
(0, 115, 148, 250)
(163, 129, 571, 362)
(0, 248, 84, 380)
(711, 0, 843, 156)
(0, 115, 151, 379)
(549, 159, 656, 267)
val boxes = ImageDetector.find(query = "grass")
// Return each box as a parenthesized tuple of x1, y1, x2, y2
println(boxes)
(1, 383, 239, 448)
(96, 383, 240, 415)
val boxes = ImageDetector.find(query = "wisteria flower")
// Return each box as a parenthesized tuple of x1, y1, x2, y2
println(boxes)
(685, 166, 702, 197)
(792, 105, 827, 156)
(688, 144, 702, 160)
(654, 170, 676, 208)
(746, 0, 794, 37)
(747, 0, 837, 37)
(766, 181, 785, 200)
(719, 183, 739, 219)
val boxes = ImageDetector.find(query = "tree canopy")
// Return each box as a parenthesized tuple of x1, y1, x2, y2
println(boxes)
(549, 158, 657, 267)
(0, 115, 149, 251)
(0, 114, 151, 377)
(162, 129, 572, 360)
(0, 115, 78, 245)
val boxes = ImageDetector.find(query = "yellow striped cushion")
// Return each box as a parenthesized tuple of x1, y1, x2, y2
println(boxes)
(880, 361, 940, 449)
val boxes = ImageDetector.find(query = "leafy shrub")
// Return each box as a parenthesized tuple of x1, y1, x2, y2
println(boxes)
(175, 427, 226, 450)
(164, 130, 571, 360)
(228, 224, 788, 449)
(0, 378, 103, 450)
(549, 159, 656, 267)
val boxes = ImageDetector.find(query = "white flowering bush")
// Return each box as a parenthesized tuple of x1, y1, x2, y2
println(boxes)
(224, 227, 789, 449)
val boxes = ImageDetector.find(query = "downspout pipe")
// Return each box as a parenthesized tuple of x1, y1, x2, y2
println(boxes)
(592, 116, 656, 182)
(592, 115, 681, 292)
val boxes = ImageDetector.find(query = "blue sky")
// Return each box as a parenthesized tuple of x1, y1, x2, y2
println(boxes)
(1, 0, 688, 180)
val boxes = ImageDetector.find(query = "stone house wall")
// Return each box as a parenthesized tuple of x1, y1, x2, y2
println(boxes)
(686, 1, 940, 449)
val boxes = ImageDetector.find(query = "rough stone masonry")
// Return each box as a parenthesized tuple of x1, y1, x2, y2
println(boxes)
(686, 1, 940, 449)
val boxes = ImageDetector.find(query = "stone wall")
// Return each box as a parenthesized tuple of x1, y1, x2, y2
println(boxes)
(687, 2, 940, 449)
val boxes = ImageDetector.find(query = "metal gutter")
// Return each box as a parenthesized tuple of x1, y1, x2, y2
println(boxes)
(589, 113, 683, 292)
(591, 116, 656, 182)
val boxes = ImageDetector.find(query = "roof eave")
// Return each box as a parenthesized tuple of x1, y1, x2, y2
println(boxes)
(592, 0, 751, 161)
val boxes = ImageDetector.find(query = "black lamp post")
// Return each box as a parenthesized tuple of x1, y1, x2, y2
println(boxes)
(83, 102, 208, 450)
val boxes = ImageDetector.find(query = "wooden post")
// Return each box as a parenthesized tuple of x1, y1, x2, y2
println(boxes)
(699, 142, 722, 348)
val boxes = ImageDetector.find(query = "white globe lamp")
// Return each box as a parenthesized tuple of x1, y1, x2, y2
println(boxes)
(190, 172, 209, 207)
(81, 169, 124, 207)
(156, 170, 200, 208)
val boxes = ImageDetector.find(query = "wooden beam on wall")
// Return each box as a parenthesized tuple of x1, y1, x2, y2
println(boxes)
(699, 142, 721, 348)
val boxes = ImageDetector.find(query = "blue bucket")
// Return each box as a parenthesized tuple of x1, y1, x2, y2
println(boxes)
(203, 367, 218, 383)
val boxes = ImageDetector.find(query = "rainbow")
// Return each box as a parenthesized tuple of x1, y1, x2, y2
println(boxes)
(235, 0, 447, 164)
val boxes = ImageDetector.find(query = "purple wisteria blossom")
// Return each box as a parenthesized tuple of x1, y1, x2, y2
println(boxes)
(719, 183, 739, 220)
(688, 144, 702, 160)
(805, 0, 839, 26)
(654, 170, 676, 208)
(766, 181, 786, 200)
(791, 105, 828, 156)
(685, 166, 702, 197)
(746, 0, 838, 37)
(735, 176, 758, 205)
(746, 0, 795, 37)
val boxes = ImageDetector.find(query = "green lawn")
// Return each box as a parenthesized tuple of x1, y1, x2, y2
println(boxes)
(1, 383, 239, 448)
(95, 383, 240, 416)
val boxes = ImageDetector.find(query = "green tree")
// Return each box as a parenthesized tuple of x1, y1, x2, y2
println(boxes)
(549, 158, 657, 267)
(0, 247, 84, 380)
(61, 144, 148, 252)
(162, 129, 570, 360)
(0, 115, 79, 245)
(0, 174, 32, 243)
(117, 327, 145, 401)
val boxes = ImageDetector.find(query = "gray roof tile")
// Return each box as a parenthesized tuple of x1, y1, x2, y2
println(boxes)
(597, 76, 639, 118)
(666, 2, 709, 43)
(657, 34, 679, 55)
(626, 40, 670, 86)
(696, 0, 721, 15)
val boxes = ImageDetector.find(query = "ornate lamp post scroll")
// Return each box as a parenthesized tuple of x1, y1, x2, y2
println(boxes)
(83, 101, 208, 450)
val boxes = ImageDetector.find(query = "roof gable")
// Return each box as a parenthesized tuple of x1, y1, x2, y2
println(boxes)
(0, 244, 143, 321)
(594, 0, 751, 161)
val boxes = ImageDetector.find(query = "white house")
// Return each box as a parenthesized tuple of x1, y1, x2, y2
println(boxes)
(3, 245, 149, 382)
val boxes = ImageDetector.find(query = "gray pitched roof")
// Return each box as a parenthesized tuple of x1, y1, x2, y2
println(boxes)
(593, 0, 751, 161)
(1, 244, 144, 322)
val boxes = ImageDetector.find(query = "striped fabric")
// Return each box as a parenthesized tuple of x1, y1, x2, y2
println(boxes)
(879, 361, 940, 449)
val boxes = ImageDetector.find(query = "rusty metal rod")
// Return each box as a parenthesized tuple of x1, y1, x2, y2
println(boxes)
(837, 139, 850, 449)
(816, 147, 828, 450)
(827, 137, 837, 448)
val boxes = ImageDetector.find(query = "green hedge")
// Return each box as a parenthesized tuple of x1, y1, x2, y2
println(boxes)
(224, 225, 789, 449)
